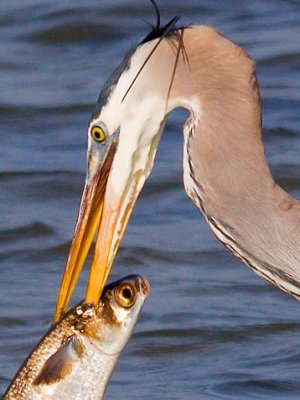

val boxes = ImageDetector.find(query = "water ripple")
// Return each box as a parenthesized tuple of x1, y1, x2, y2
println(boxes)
(0, 222, 53, 244)
(28, 22, 120, 44)
(1, 1, 300, 399)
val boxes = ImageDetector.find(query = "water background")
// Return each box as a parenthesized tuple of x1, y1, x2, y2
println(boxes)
(1, 1, 300, 398)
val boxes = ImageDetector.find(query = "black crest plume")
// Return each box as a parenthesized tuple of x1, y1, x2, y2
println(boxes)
(141, 0, 180, 44)
(122, 0, 180, 102)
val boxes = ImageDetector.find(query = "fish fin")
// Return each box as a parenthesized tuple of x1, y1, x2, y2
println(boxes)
(34, 335, 84, 386)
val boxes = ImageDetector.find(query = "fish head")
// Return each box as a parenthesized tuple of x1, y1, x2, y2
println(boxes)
(8, 276, 149, 393)
(77, 274, 150, 356)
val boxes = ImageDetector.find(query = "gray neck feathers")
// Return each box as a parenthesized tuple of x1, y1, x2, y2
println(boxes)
(172, 26, 300, 298)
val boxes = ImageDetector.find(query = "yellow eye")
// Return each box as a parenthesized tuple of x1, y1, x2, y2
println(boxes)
(91, 126, 106, 142)
(115, 283, 137, 308)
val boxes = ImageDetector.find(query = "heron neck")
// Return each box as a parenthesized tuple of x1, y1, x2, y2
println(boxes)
(187, 112, 300, 298)
(170, 26, 300, 297)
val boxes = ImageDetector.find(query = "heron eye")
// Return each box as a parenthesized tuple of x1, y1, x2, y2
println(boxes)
(115, 283, 137, 308)
(91, 126, 106, 142)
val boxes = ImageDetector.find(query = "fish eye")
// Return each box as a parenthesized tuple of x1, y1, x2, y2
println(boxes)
(115, 283, 137, 308)
(91, 125, 106, 143)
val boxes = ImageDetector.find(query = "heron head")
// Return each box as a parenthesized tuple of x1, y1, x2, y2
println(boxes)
(55, 25, 180, 320)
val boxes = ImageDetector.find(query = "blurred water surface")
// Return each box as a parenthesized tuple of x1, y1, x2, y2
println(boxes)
(1, 1, 300, 398)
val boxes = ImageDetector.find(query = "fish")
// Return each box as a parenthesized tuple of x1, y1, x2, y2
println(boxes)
(3, 274, 149, 400)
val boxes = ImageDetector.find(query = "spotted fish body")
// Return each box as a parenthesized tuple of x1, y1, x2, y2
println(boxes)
(4, 275, 149, 400)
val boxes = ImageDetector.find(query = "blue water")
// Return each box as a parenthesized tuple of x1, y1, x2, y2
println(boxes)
(0, 1, 300, 398)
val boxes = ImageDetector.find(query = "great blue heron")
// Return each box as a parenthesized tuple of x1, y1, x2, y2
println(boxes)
(54, 13, 300, 322)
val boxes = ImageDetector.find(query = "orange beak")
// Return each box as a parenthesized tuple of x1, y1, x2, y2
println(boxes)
(54, 140, 142, 322)
(85, 169, 142, 305)
(54, 142, 115, 321)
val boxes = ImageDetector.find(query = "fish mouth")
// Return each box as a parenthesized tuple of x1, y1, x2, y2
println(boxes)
(139, 276, 150, 297)
(125, 275, 150, 298)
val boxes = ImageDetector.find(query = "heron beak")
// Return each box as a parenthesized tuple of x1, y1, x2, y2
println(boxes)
(54, 142, 117, 321)
(54, 138, 144, 322)
(84, 169, 142, 305)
